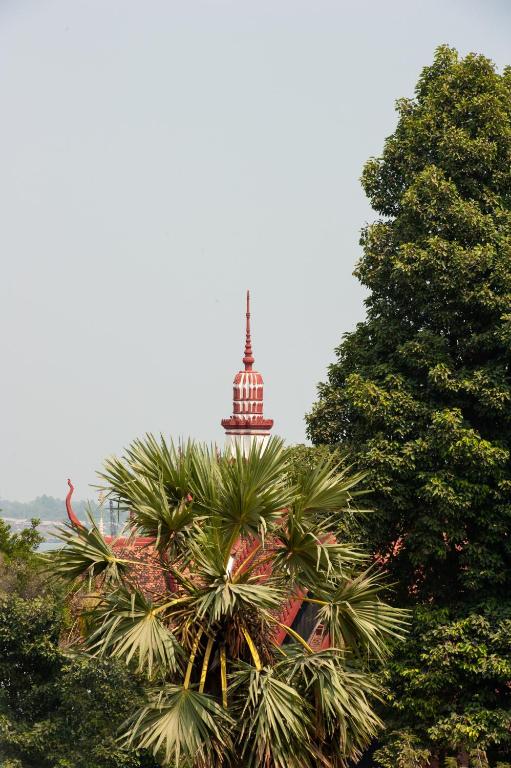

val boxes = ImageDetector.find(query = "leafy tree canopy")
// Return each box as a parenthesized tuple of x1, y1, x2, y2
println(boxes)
(0, 518, 43, 560)
(0, 519, 158, 768)
(0, 592, 159, 768)
(307, 44, 511, 604)
(375, 604, 511, 766)
(0, 518, 45, 597)
(306, 45, 511, 764)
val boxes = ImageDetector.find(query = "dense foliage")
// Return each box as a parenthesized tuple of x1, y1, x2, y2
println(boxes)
(50, 436, 406, 767)
(0, 518, 43, 561)
(374, 605, 511, 767)
(307, 46, 511, 765)
(0, 518, 45, 597)
(0, 521, 158, 768)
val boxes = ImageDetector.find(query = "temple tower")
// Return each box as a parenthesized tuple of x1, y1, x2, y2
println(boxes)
(221, 291, 273, 454)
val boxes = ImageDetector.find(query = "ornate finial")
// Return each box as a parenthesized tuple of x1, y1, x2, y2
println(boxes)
(243, 290, 254, 370)
(221, 290, 273, 448)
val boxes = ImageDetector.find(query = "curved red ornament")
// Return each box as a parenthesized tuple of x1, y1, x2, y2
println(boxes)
(65, 478, 85, 529)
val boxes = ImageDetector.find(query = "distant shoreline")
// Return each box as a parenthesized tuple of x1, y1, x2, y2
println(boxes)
(0, 495, 98, 522)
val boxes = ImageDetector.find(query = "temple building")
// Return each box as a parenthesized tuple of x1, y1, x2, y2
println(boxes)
(65, 292, 325, 648)
(221, 291, 273, 454)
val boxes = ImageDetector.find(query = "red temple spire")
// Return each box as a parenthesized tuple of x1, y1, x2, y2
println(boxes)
(221, 291, 273, 453)
(243, 290, 254, 370)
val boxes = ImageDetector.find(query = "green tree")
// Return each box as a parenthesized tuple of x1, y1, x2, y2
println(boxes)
(0, 519, 159, 767)
(50, 436, 406, 767)
(0, 518, 43, 561)
(0, 592, 159, 768)
(0, 518, 45, 598)
(306, 46, 511, 763)
(373, 605, 511, 766)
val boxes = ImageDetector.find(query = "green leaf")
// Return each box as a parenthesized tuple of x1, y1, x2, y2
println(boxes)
(317, 569, 409, 661)
(281, 647, 383, 762)
(232, 664, 314, 768)
(191, 438, 293, 547)
(122, 685, 233, 767)
(48, 515, 129, 584)
(86, 589, 184, 677)
(98, 436, 197, 554)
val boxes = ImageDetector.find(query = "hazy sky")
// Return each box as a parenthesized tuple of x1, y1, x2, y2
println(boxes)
(1, 0, 510, 501)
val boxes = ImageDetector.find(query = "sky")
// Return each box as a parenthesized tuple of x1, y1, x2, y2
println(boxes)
(1, 0, 510, 501)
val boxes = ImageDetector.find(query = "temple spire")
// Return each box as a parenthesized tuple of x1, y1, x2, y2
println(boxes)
(222, 291, 273, 454)
(243, 290, 254, 370)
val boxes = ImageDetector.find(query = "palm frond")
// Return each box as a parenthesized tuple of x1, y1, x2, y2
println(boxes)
(273, 524, 365, 585)
(98, 436, 197, 552)
(126, 435, 195, 492)
(48, 515, 129, 584)
(86, 588, 184, 677)
(316, 569, 409, 661)
(193, 580, 284, 624)
(188, 443, 222, 516)
(186, 528, 284, 623)
(191, 438, 293, 549)
(281, 646, 383, 765)
(232, 664, 314, 768)
(291, 454, 369, 523)
(122, 685, 234, 767)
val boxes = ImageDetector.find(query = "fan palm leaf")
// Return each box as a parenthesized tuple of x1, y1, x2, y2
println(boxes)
(122, 685, 234, 767)
(274, 524, 365, 585)
(99, 440, 197, 553)
(280, 646, 383, 764)
(186, 529, 284, 623)
(125, 435, 195, 492)
(85, 588, 184, 677)
(50, 513, 130, 585)
(316, 568, 409, 660)
(233, 664, 314, 768)
(291, 456, 369, 522)
(192, 580, 284, 625)
(191, 439, 293, 553)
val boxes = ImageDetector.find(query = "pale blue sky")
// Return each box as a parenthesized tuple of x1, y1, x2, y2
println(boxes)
(1, 0, 510, 500)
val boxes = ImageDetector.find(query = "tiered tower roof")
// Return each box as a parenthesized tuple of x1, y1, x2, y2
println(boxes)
(221, 291, 273, 442)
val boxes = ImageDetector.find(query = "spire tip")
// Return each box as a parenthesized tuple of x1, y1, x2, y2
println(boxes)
(243, 290, 254, 370)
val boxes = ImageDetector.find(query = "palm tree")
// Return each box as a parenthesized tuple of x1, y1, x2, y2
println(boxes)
(51, 436, 406, 768)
